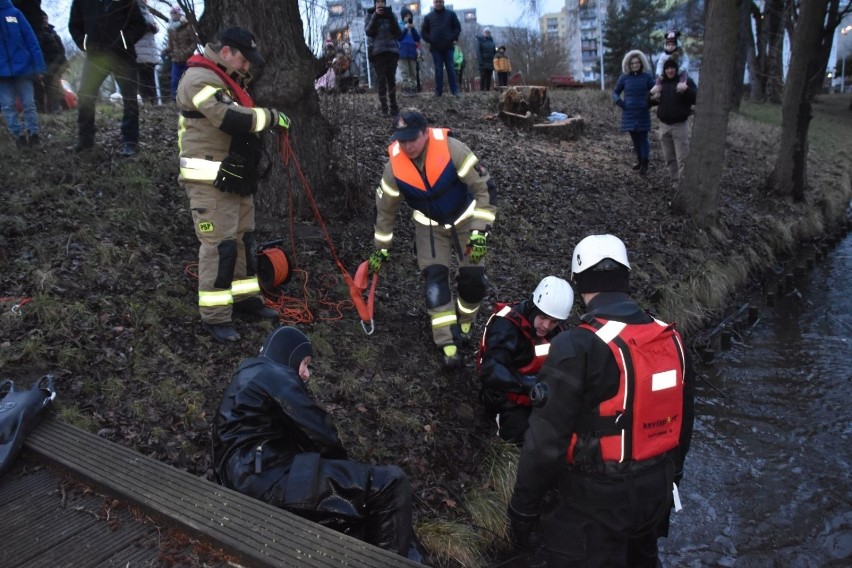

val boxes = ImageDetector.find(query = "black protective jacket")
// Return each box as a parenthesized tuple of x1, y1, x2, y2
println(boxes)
(479, 299, 564, 411)
(212, 356, 346, 493)
(511, 292, 695, 515)
(68, 0, 147, 60)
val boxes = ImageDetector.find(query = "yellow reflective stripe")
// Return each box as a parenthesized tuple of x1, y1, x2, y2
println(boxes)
(178, 115, 186, 153)
(380, 179, 399, 197)
(192, 85, 219, 108)
(252, 108, 269, 131)
(431, 312, 457, 328)
(199, 289, 233, 307)
(231, 277, 260, 295)
(374, 231, 393, 244)
(457, 153, 479, 177)
(473, 208, 496, 223)
(412, 200, 477, 228)
(534, 343, 550, 357)
(180, 157, 220, 181)
(456, 299, 479, 315)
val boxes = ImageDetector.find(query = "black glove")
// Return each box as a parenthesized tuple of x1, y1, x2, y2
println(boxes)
(507, 502, 541, 549)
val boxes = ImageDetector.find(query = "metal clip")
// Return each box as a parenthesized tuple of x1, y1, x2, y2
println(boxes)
(361, 319, 375, 336)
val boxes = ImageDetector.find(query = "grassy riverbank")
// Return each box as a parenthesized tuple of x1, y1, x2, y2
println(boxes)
(1, 90, 850, 566)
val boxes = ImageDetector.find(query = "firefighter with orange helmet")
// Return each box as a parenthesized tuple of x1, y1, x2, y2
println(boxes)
(508, 234, 695, 567)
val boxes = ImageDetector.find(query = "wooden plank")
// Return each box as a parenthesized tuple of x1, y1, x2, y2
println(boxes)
(24, 418, 419, 568)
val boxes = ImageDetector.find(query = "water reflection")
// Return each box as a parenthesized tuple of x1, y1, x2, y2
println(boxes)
(661, 234, 852, 566)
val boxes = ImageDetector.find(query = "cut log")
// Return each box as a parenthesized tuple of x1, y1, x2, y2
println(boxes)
(498, 86, 551, 117)
(498, 110, 535, 129)
(532, 116, 586, 140)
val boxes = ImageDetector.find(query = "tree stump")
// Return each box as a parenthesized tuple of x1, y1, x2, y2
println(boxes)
(498, 86, 551, 117)
(532, 116, 586, 141)
(497, 110, 535, 129)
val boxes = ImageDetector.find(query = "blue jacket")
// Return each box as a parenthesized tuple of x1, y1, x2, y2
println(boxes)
(612, 50, 654, 133)
(0, 0, 45, 77)
(397, 9, 420, 60)
(421, 8, 460, 52)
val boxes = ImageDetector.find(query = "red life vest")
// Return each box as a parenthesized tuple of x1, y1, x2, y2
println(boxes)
(567, 316, 686, 464)
(477, 303, 552, 376)
(186, 54, 255, 108)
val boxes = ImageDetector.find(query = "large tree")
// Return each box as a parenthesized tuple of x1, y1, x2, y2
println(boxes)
(768, 0, 852, 200)
(187, 0, 338, 217)
(746, 0, 788, 103)
(672, 0, 740, 225)
(504, 24, 573, 83)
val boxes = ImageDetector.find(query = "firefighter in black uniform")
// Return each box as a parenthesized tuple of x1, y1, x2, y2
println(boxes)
(507, 234, 695, 567)
(212, 326, 422, 561)
(478, 276, 573, 444)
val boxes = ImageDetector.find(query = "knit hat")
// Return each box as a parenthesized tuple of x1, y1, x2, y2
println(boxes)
(483, 27, 491, 35)
(260, 327, 313, 371)
(663, 58, 679, 71)
(497, 45, 506, 52)
(170, 4, 182, 15)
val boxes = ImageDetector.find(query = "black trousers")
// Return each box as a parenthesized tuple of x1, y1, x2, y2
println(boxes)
(480, 69, 493, 91)
(542, 459, 675, 567)
(371, 52, 399, 114)
(137, 62, 158, 104)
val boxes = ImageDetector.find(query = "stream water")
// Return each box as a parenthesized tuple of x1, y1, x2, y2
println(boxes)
(660, 233, 852, 567)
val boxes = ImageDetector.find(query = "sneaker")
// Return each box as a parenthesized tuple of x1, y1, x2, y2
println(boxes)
(119, 142, 137, 157)
(28, 134, 40, 146)
(441, 344, 462, 369)
(234, 297, 280, 321)
(203, 322, 240, 343)
(15, 135, 27, 149)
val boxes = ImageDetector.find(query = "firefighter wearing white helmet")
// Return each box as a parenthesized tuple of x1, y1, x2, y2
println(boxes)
(477, 276, 574, 444)
(508, 235, 695, 567)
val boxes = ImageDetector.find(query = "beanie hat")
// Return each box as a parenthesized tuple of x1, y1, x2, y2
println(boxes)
(574, 264, 630, 294)
(260, 327, 313, 371)
(663, 58, 679, 71)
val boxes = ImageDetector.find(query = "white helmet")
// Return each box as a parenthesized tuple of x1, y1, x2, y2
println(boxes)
(532, 276, 574, 320)
(571, 234, 630, 278)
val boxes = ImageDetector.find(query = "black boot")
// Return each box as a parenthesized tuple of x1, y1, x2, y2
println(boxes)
(639, 158, 648, 175)
(203, 322, 240, 343)
(632, 160, 642, 171)
(234, 297, 280, 321)
(365, 465, 413, 557)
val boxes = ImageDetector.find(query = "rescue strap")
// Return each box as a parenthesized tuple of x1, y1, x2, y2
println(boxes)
(276, 130, 378, 335)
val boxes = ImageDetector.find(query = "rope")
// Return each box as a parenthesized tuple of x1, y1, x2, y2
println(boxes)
(0, 296, 32, 315)
(277, 130, 378, 334)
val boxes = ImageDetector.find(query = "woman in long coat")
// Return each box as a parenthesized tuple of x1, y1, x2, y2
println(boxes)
(612, 49, 655, 174)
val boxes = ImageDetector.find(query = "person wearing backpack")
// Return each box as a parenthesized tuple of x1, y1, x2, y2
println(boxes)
(478, 276, 573, 444)
(508, 234, 695, 567)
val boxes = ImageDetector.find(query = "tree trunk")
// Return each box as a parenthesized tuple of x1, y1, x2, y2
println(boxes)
(198, 0, 339, 219)
(765, 0, 787, 103)
(672, 0, 741, 226)
(731, 0, 753, 110)
(768, 0, 830, 200)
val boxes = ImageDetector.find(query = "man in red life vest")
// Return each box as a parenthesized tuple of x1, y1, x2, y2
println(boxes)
(177, 27, 291, 344)
(370, 108, 497, 368)
(508, 234, 695, 567)
(478, 276, 573, 444)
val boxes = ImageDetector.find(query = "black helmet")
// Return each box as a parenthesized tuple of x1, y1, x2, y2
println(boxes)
(260, 327, 313, 370)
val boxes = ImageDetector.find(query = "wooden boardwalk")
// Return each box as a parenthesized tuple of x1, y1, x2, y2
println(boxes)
(1, 417, 420, 567)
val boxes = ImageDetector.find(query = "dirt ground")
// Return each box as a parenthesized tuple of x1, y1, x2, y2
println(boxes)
(1, 89, 850, 566)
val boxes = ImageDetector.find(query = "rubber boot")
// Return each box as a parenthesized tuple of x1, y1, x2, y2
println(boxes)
(364, 465, 413, 557)
(379, 95, 389, 117)
(639, 158, 649, 175)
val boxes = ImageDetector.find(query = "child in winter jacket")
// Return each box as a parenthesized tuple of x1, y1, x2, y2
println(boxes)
(494, 45, 512, 87)
(397, 7, 420, 95)
(0, 0, 46, 148)
(650, 30, 689, 96)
